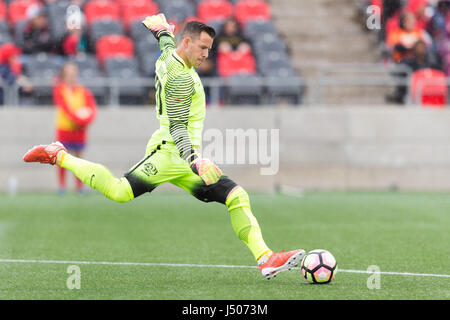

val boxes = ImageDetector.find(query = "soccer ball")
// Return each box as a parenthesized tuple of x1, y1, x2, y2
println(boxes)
(300, 249, 338, 284)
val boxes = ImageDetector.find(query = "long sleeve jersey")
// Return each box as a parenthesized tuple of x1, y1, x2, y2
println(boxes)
(146, 34, 206, 161)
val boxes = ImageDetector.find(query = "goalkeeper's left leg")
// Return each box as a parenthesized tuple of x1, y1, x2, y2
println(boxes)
(172, 174, 271, 261)
(173, 174, 305, 279)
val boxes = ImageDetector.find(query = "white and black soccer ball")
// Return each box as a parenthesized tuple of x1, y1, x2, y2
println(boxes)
(300, 249, 338, 284)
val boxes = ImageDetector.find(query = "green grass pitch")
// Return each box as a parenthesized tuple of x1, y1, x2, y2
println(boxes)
(0, 191, 449, 300)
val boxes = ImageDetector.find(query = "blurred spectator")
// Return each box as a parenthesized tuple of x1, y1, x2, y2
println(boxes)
(60, 29, 87, 57)
(40, 0, 85, 5)
(407, 0, 430, 30)
(213, 17, 252, 55)
(387, 39, 442, 103)
(427, 0, 450, 40)
(59, 4, 87, 56)
(382, 0, 403, 30)
(0, 43, 33, 104)
(383, 0, 403, 21)
(387, 11, 432, 62)
(22, 5, 55, 54)
(402, 39, 442, 71)
(53, 62, 97, 193)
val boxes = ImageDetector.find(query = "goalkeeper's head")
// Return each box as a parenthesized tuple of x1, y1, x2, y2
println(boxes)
(177, 21, 216, 69)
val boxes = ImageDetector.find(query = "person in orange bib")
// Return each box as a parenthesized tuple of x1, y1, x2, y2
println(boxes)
(53, 62, 97, 193)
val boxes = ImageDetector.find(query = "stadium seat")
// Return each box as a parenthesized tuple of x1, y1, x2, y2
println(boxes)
(24, 52, 64, 78)
(197, 0, 234, 23)
(84, 0, 120, 25)
(70, 53, 101, 76)
(14, 19, 27, 48)
(0, 1, 6, 21)
(160, 0, 196, 25)
(224, 74, 263, 105)
(90, 19, 124, 47)
(121, 0, 159, 29)
(244, 19, 277, 39)
(207, 19, 226, 35)
(252, 32, 287, 58)
(257, 51, 292, 76)
(406, 0, 428, 15)
(104, 56, 146, 103)
(0, 20, 7, 34)
(410, 68, 447, 107)
(104, 56, 140, 78)
(0, 31, 11, 46)
(265, 70, 303, 104)
(69, 52, 107, 99)
(371, 0, 382, 15)
(23, 53, 65, 102)
(96, 34, 134, 65)
(47, 0, 72, 42)
(135, 38, 160, 76)
(8, 0, 42, 26)
(129, 20, 152, 42)
(235, 0, 271, 26)
(217, 50, 257, 77)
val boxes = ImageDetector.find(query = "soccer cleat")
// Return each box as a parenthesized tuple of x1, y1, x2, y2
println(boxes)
(259, 249, 306, 280)
(23, 141, 67, 165)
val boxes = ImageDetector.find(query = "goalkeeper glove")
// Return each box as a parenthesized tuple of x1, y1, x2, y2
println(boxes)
(189, 155, 223, 185)
(142, 14, 175, 39)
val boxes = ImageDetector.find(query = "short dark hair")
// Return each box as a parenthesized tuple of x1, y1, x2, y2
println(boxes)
(179, 21, 216, 40)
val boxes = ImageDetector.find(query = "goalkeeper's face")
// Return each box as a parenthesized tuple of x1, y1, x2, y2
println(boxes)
(185, 31, 214, 68)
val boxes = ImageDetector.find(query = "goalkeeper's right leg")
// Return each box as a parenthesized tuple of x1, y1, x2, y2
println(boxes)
(23, 142, 134, 203)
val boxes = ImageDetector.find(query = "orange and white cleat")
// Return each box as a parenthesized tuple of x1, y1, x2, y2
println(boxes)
(23, 141, 67, 165)
(259, 249, 306, 280)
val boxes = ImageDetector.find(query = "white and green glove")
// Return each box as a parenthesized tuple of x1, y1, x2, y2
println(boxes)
(142, 13, 175, 39)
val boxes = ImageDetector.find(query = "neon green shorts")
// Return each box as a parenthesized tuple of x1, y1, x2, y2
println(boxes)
(123, 140, 237, 204)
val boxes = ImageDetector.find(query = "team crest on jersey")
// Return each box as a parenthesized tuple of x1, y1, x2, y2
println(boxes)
(142, 162, 158, 176)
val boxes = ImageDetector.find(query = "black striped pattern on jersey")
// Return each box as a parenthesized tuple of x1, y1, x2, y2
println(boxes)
(158, 33, 176, 52)
(157, 35, 196, 161)
(166, 71, 195, 160)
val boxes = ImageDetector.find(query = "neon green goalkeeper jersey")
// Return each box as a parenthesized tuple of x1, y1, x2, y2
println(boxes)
(146, 34, 206, 160)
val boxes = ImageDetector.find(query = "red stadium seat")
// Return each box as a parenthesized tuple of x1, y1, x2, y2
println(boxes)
(121, 0, 159, 29)
(0, 1, 6, 21)
(96, 34, 134, 65)
(371, 0, 382, 16)
(217, 50, 257, 77)
(410, 68, 447, 107)
(407, 0, 428, 15)
(197, 0, 233, 23)
(235, 0, 271, 26)
(8, 0, 42, 26)
(84, 0, 120, 25)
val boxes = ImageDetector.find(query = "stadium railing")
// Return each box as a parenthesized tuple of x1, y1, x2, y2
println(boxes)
(308, 63, 413, 104)
(1, 63, 449, 107)
(0, 76, 304, 107)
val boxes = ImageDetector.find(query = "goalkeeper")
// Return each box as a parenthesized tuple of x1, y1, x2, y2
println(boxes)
(23, 14, 304, 279)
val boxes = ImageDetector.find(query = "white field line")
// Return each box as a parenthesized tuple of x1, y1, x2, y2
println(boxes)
(0, 258, 449, 278)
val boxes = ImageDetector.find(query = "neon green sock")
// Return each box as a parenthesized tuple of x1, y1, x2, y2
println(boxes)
(60, 153, 134, 203)
(226, 186, 271, 260)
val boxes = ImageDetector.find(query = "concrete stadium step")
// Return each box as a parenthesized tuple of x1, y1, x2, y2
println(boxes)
(269, 0, 386, 104)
